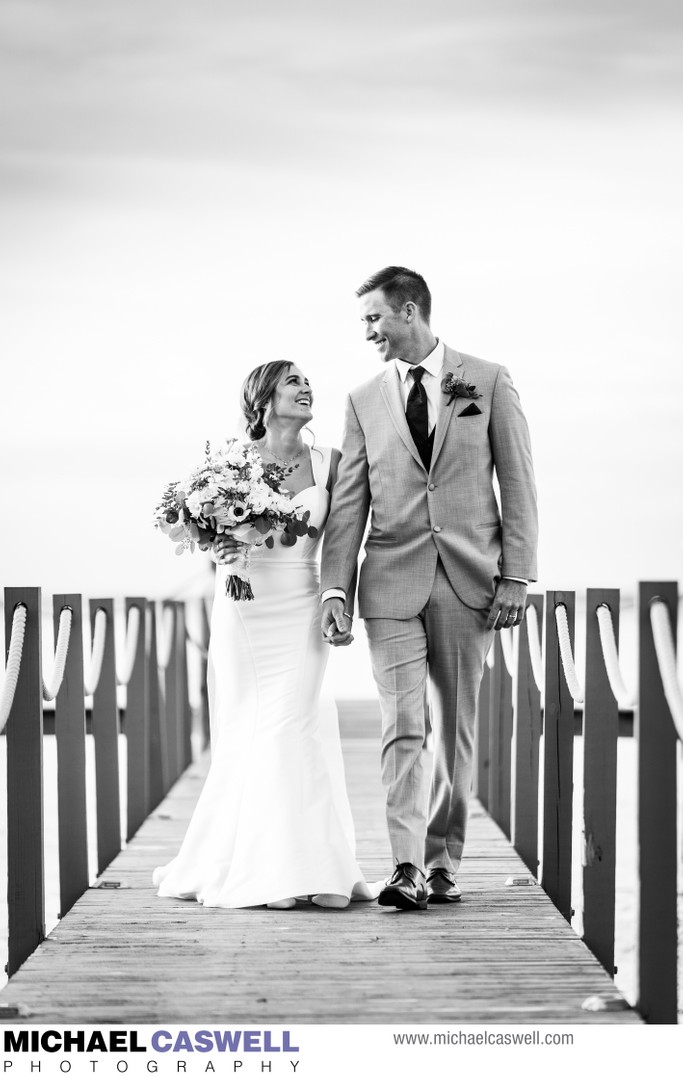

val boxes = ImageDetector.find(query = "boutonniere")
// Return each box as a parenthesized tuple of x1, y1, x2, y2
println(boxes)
(441, 373, 482, 406)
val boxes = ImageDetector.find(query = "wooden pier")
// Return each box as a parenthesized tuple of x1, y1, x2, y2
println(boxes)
(0, 705, 641, 1026)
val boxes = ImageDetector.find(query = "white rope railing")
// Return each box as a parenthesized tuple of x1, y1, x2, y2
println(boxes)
(158, 606, 176, 672)
(41, 606, 73, 702)
(554, 603, 585, 705)
(525, 603, 544, 692)
(500, 627, 515, 677)
(649, 598, 683, 741)
(595, 604, 637, 709)
(84, 607, 108, 696)
(0, 604, 28, 732)
(116, 605, 141, 687)
(185, 626, 208, 658)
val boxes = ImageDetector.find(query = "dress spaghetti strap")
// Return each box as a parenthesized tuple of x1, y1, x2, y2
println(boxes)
(310, 445, 332, 490)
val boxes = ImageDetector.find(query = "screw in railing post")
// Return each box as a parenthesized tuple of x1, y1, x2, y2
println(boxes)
(636, 581, 678, 1024)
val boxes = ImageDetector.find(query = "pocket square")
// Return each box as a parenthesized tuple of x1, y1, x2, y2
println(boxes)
(459, 402, 482, 417)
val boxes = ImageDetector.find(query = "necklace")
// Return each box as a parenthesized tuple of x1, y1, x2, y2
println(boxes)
(261, 442, 307, 474)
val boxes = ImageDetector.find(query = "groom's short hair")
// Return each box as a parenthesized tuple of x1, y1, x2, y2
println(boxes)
(356, 266, 432, 323)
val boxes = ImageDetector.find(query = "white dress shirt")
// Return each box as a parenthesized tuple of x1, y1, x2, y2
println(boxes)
(394, 339, 445, 434)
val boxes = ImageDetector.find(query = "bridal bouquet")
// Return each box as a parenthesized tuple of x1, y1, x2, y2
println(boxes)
(153, 439, 318, 600)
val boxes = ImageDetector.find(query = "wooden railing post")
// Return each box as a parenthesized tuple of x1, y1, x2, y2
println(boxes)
(90, 598, 121, 875)
(4, 587, 45, 976)
(175, 602, 193, 770)
(512, 595, 543, 876)
(147, 602, 167, 811)
(637, 581, 678, 1024)
(163, 601, 180, 786)
(541, 590, 575, 922)
(53, 593, 89, 918)
(474, 659, 491, 806)
(197, 597, 211, 752)
(125, 597, 149, 841)
(582, 588, 620, 976)
(488, 634, 513, 836)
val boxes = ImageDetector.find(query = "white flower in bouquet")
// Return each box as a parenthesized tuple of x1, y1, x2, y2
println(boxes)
(154, 438, 318, 600)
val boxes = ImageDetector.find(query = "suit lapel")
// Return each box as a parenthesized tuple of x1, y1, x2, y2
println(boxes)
(430, 347, 464, 470)
(379, 365, 425, 470)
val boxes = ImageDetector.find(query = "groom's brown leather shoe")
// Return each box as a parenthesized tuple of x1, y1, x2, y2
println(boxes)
(426, 867, 462, 903)
(378, 863, 428, 910)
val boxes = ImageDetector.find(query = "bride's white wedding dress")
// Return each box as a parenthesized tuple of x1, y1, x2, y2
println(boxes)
(153, 445, 378, 908)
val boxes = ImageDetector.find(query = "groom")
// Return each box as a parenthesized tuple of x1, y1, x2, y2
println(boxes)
(321, 266, 538, 910)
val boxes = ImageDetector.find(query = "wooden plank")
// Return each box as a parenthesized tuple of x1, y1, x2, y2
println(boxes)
(90, 598, 121, 875)
(3, 587, 45, 976)
(53, 593, 89, 918)
(582, 588, 619, 976)
(512, 594, 543, 876)
(541, 590, 575, 923)
(125, 597, 149, 841)
(636, 581, 678, 1024)
(0, 705, 640, 1026)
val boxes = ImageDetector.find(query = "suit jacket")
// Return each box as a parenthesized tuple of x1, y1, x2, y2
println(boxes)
(321, 345, 538, 618)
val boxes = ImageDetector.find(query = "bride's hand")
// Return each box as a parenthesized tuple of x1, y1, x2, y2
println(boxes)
(213, 535, 242, 565)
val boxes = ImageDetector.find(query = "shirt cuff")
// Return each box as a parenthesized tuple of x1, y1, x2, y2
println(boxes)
(322, 588, 347, 602)
(502, 576, 528, 585)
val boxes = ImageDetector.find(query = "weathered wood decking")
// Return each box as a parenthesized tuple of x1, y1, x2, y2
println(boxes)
(0, 702, 641, 1024)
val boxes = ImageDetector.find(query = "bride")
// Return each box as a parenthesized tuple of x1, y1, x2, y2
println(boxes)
(153, 360, 379, 910)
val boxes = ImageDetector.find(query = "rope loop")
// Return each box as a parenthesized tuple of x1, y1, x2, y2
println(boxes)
(595, 604, 637, 709)
(554, 603, 584, 704)
(0, 603, 28, 732)
(42, 605, 73, 701)
(649, 598, 683, 741)
(116, 605, 141, 687)
(525, 603, 544, 692)
(84, 607, 108, 696)
(500, 627, 515, 676)
(158, 605, 176, 672)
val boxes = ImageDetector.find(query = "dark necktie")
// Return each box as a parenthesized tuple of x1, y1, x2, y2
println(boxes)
(406, 366, 432, 468)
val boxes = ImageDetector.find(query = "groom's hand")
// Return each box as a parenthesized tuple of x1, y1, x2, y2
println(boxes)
(322, 598, 354, 647)
(487, 579, 528, 631)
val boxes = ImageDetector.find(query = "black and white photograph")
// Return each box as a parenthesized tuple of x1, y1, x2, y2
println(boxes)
(0, 0, 681, 1070)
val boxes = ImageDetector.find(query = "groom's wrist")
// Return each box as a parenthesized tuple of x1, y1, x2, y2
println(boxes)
(322, 588, 347, 603)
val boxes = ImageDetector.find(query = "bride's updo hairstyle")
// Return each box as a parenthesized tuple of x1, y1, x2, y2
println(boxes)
(241, 360, 293, 441)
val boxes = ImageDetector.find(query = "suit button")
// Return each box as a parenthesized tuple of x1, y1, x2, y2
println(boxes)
(428, 483, 436, 491)
(433, 525, 442, 533)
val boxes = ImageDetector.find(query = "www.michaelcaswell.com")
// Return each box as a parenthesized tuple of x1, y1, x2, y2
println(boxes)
(393, 1030, 574, 1047)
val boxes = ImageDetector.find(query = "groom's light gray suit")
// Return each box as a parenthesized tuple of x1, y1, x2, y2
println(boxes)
(321, 345, 538, 874)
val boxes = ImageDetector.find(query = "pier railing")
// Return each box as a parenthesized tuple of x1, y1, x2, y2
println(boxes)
(0, 588, 210, 978)
(476, 581, 682, 1025)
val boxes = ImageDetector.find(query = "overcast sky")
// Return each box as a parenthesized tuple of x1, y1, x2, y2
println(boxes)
(2, 0, 682, 613)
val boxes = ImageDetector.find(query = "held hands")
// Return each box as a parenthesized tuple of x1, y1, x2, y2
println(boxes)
(486, 579, 528, 631)
(321, 597, 354, 647)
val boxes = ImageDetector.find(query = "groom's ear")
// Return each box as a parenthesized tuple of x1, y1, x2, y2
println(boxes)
(404, 301, 417, 323)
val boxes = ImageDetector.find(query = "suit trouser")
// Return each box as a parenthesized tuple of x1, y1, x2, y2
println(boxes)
(364, 559, 493, 875)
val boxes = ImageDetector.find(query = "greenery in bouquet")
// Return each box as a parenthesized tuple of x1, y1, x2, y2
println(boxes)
(154, 439, 318, 598)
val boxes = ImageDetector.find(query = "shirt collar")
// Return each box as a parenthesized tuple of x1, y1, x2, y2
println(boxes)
(395, 339, 444, 382)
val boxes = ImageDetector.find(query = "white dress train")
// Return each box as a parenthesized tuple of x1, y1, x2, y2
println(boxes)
(153, 445, 379, 908)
